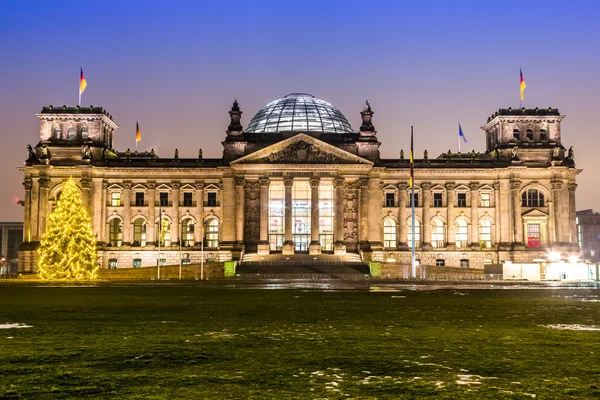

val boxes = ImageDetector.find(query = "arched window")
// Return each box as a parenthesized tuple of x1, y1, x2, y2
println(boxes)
(81, 126, 89, 140)
(431, 218, 445, 248)
(132, 218, 146, 247)
(383, 219, 396, 248)
(526, 129, 534, 141)
(539, 129, 547, 141)
(67, 126, 75, 139)
(513, 129, 520, 141)
(407, 219, 421, 248)
(479, 219, 492, 248)
(156, 218, 171, 247)
(521, 189, 545, 207)
(182, 218, 195, 247)
(455, 218, 468, 248)
(109, 219, 123, 247)
(205, 219, 219, 248)
(53, 125, 62, 139)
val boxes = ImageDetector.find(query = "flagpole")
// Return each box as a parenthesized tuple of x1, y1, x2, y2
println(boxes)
(458, 123, 461, 154)
(157, 206, 161, 280)
(411, 126, 416, 280)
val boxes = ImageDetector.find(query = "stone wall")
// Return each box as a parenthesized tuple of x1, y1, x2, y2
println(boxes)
(379, 263, 484, 280)
(98, 263, 224, 280)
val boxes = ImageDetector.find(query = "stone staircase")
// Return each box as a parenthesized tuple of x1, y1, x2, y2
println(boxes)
(237, 253, 370, 280)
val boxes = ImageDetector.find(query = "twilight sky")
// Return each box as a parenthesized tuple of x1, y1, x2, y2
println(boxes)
(0, 0, 598, 222)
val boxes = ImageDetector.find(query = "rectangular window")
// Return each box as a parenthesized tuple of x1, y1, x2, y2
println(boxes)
(108, 259, 118, 269)
(527, 223, 541, 247)
(183, 192, 193, 207)
(480, 192, 490, 207)
(409, 193, 419, 207)
(457, 193, 467, 207)
(207, 192, 217, 207)
(110, 192, 121, 206)
(159, 192, 168, 207)
(135, 192, 145, 206)
(133, 259, 142, 268)
(433, 193, 443, 207)
(460, 259, 470, 268)
(319, 184, 334, 251)
(292, 181, 311, 251)
(436, 259, 445, 266)
(182, 258, 191, 265)
(269, 183, 285, 251)
(385, 192, 395, 207)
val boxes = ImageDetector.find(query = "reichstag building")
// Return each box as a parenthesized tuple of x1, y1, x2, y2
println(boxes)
(19, 93, 581, 270)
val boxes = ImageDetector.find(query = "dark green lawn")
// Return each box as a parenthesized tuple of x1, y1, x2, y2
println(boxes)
(0, 284, 599, 399)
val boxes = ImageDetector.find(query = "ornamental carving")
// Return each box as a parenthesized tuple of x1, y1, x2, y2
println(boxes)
(283, 177, 294, 187)
(551, 181, 563, 190)
(81, 178, 92, 189)
(38, 178, 50, 188)
(123, 181, 132, 190)
(342, 182, 359, 242)
(359, 177, 370, 187)
(194, 182, 204, 190)
(258, 177, 269, 187)
(334, 176, 345, 187)
(445, 182, 456, 190)
(23, 179, 32, 190)
(510, 181, 522, 191)
(421, 182, 432, 190)
(171, 182, 181, 190)
(310, 177, 320, 187)
(492, 182, 500, 191)
(397, 182, 408, 190)
(264, 141, 340, 163)
(244, 181, 261, 242)
(469, 182, 479, 191)
(102, 182, 109, 189)
(568, 183, 577, 192)
(235, 177, 246, 187)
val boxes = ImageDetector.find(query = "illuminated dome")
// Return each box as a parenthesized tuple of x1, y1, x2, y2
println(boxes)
(245, 93, 354, 134)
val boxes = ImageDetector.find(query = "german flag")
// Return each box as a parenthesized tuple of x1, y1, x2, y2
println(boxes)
(409, 129, 414, 188)
(79, 68, 87, 95)
(520, 68, 526, 101)
(136, 121, 141, 142)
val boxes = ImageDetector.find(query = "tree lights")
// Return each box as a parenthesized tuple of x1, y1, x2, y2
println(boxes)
(37, 178, 98, 280)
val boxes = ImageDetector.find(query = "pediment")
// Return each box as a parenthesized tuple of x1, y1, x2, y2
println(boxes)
(522, 208, 549, 219)
(107, 183, 123, 191)
(430, 184, 446, 191)
(382, 184, 397, 191)
(204, 183, 221, 191)
(155, 183, 172, 192)
(180, 183, 196, 192)
(478, 184, 494, 192)
(231, 134, 373, 166)
(454, 184, 470, 192)
(131, 183, 147, 191)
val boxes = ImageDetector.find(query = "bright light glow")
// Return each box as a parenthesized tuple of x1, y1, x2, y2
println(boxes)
(568, 255, 579, 264)
(548, 252, 561, 262)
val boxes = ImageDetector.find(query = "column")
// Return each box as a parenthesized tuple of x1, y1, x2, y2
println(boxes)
(568, 183, 577, 244)
(38, 178, 49, 239)
(367, 177, 382, 250)
(446, 182, 455, 246)
(333, 177, 345, 243)
(283, 177, 294, 254)
(257, 177, 270, 255)
(550, 180, 562, 243)
(421, 182, 432, 249)
(511, 181, 522, 244)
(147, 183, 156, 245)
(91, 178, 103, 242)
(398, 183, 408, 247)
(171, 182, 180, 244)
(30, 179, 39, 241)
(23, 179, 32, 242)
(81, 177, 92, 213)
(194, 182, 204, 244)
(309, 177, 321, 255)
(469, 182, 479, 246)
(234, 177, 245, 245)
(359, 178, 370, 247)
(221, 177, 236, 249)
(500, 180, 512, 244)
(122, 182, 132, 245)
(101, 182, 108, 243)
(493, 182, 501, 246)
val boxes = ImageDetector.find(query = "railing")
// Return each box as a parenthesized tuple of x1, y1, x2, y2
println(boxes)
(155, 201, 173, 207)
(234, 273, 370, 280)
(132, 201, 149, 207)
(204, 201, 220, 207)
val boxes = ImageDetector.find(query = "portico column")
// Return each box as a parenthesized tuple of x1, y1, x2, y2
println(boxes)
(122, 182, 132, 245)
(81, 177, 92, 213)
(309, 177, 321, 255)
(360, 178, 371, 248)
(398, 183, 408, 247)
(333, 177, 345, 244)
(194, 182, 204, 244)
(30, 179, 39, 241)
(234, 177, 245, 246)
(171, 182, 180, 244)
(100, 182, 108, 243)
(469, 182, 479, 246)
(511, 181, 522, 244)
(38, 178, 50, 239)
(283, 177, 294, 255)
(568, 183, 577, 244)
(257, 177, 270, 255)
(23, 179, 32, 243)
(493, 182, 501, 246)
(421, 182, 432, 249)
(445, 182, 455, 246)
(147, 183, 156, 245)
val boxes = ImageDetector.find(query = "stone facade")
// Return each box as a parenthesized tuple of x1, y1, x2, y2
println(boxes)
(19, 99, 581, 271)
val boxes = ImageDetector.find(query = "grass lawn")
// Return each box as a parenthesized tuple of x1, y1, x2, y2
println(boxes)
(0, 284, 599, 399)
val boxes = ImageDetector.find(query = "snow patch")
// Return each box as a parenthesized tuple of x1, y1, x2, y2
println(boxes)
(0, 323, 32, 329)
(543, 324, 600, 331)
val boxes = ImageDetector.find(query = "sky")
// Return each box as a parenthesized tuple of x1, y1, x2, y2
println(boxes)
(0, 0, 599, 222)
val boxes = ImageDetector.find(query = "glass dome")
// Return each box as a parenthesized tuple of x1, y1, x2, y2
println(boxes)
(245, 93, 354, 134)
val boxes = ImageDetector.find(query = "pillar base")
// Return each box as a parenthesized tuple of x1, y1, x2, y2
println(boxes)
(334, 241, 346, 256)
(421, 242, 433, 251)
(282, 241, 295, 255)
(309, 241, 321, 255)
(257, 241, 270, 256)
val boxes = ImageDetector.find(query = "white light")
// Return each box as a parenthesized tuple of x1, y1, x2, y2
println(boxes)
(548, 252, 561, 262)
(568, 255, 579, 264)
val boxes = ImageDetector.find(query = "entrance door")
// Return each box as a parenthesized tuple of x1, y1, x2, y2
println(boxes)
(293, 234, 310, 251)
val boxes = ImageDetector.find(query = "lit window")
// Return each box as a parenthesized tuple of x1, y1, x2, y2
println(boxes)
(53, 125, 62, 139)
(110, 192, 121, 207)
(133, 259, 142, 268)
(480, 192, 490, 207)
(108, 259, 118, 269)
(460, 259, 470, 268)
(319, 184, 334, 252)
(407, 219, 421, 248)
(527, 223, 541, 247)
(67, 126, 75, 139)
(81, 126, 89, 140)
(479, 219, 492, 248)
(521, 189, 545, 207)
(133, 218, 146, 247)
(205, 219, 219, 248)
(455, 219, 468, 248)
(292, 181, 311, 251)
(157, 218, 171, 246)
(269, 183, 285, 251)
(431, 218, 445, 248)
(109, 219, 123, 247)
(383, 219, 397, 248)
(182, 218, 195, 247)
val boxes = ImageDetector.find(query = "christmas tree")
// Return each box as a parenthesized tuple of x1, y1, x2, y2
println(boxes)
(38, 178, 98, 280)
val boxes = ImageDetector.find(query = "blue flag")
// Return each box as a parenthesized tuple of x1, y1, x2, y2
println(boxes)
(459, 123, 468, 143)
